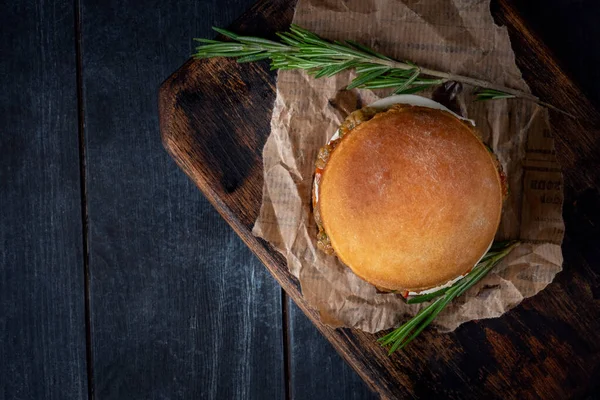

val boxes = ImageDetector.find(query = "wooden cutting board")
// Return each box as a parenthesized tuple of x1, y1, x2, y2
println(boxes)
(158, 0, 600, 397)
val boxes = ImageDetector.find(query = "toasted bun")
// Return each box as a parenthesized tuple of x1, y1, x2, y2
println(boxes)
(318, 105, 503, 292)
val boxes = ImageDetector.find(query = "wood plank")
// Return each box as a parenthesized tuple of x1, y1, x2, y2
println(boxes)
(288, 301, 377, 400)
(79, 0, 285, 398)
(0, 1, 88, 399)
(494, 0, 600, 191)
(503, 0, 600, 108)
(159, 0, 600, 397)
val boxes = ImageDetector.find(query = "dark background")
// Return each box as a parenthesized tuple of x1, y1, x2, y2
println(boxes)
(0, 0, 598, 399)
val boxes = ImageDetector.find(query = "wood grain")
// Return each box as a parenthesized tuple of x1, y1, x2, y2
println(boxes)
(159, 0, 600, 398)
(80, 0, 285, 398)
(288, 300, 378, 400)
(0, 1, 88, 399)
(495, 0, 600, 191)
(503, 0, 600, 109)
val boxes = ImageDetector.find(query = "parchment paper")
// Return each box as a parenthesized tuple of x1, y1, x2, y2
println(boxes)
(252, 0, 564, 333)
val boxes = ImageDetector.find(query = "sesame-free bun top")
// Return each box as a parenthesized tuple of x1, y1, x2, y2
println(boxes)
(318, 105, 503, 292)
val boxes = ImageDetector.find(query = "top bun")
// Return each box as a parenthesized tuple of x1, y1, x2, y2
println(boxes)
(318, 105, 503, 292)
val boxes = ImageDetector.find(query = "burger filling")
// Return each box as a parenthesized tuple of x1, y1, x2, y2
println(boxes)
(312, 104, 508, 296)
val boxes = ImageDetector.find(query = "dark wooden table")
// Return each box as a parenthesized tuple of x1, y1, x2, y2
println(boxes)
(1, 1, 599, 399)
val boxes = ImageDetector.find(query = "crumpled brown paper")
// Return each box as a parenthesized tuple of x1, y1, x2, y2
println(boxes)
(252, 0, 564, 333)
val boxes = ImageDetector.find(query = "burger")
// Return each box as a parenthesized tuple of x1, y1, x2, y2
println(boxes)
(312, 95, 508, 298)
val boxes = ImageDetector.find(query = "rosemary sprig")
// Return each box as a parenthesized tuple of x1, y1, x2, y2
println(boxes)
(474, 88, 516, 101)
(194, 25, 571, 114)
(379, 241, 519, 354)
(406, 240, 516, 304)
(195, 25, 443, 94)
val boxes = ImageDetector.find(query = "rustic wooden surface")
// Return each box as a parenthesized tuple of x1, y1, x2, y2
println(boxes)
(79, 0, 288, 399)
(159, 0, 600, 398)
(2, 0, 376, 398)
(0, 1, 88, 399)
